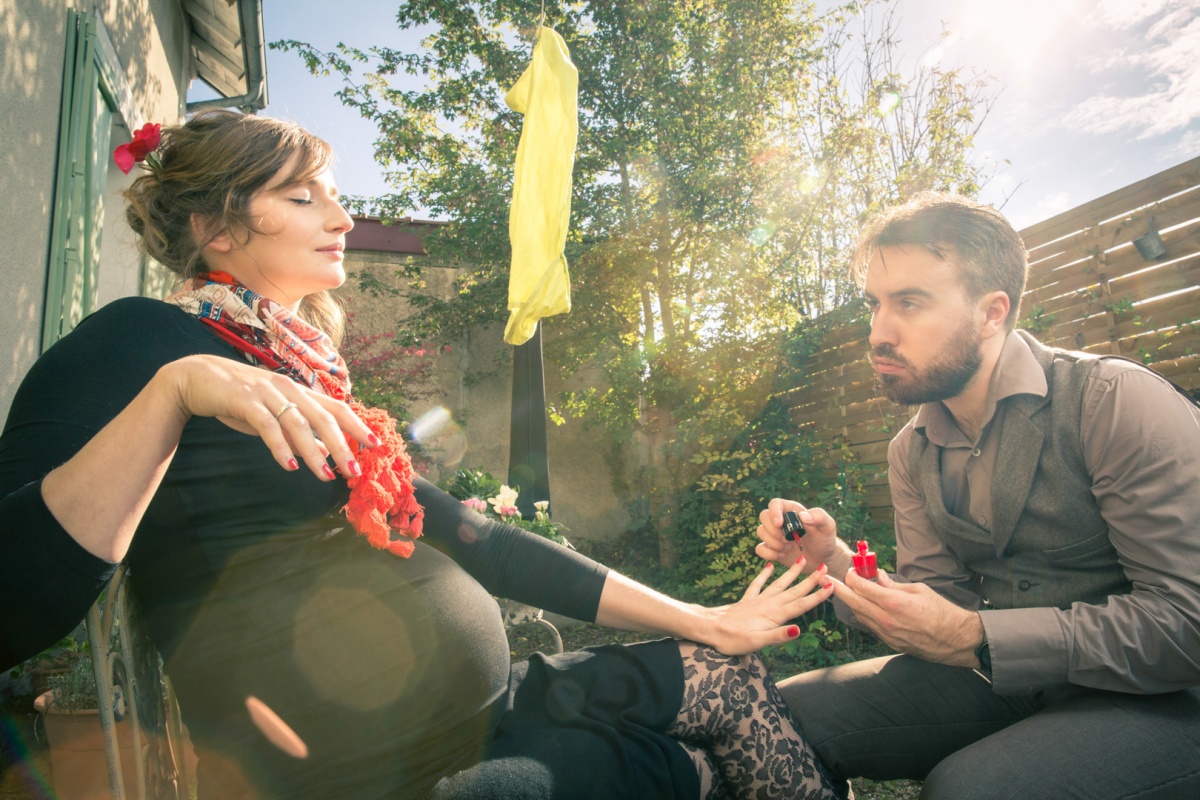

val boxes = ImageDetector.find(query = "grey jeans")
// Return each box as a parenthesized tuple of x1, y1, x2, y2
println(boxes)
(776, 654, 1200, 800)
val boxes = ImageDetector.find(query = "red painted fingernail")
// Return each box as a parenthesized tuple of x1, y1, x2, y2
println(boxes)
(286, 457, 299, 471)
(786, 625, 800, 638)
(346, 459, 361, 477)
(322, 464, 336, 480)
(819, 563, 826, 571)
(795, 557, 804, 566)
(367, 433, 381, 447)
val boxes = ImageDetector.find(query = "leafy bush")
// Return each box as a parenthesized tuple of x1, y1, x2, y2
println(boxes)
(671, 400, 886, 602)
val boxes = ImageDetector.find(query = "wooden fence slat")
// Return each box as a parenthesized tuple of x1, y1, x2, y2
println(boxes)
(1110, 256, 1200, 305)
(1020, 157, 1200, 251)
(1040, 290, 1200, 353)
(1024, 221, 1200, 307)
(1035, 254, 1200, 325)
(1024, 189, 1200, 276)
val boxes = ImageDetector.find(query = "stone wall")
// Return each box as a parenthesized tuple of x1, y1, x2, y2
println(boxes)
(338, 243, 636, 546)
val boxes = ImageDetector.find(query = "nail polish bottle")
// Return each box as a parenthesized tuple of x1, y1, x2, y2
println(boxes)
(852, 540, 878, 581)
(782, 510, 806, 542)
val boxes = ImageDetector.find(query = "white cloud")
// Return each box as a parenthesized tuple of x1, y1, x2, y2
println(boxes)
(1065, 1, 1200, 139)
(1153, 128, 1200, 167)
(1098, 0, 1172, 28)
(1004, 191, 1076, 231)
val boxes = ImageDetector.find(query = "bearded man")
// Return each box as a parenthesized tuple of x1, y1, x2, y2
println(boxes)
(757, 193, 1200, 799)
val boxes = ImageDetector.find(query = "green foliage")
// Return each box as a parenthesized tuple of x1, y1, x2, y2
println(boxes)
(664, 375, 887, 600)
(272, 0, 995, 535)
(1017, 303, 1058, 334)
(773, 619, 847, 670)
(46, 654, 99, 712)
(441, 467, 502, 502)
(1104, 294, 1136, 316)
(3, 624, 90, 705)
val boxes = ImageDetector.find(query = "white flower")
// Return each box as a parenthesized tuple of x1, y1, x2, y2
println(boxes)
(488, 485, 520, 516)
(534, 501, 549, 513)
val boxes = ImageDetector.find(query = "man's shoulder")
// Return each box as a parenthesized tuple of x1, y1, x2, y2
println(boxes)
(1033, 335, 1195, 407)
(887, 414, 921, 458)
(1020, 332, 1170, 396)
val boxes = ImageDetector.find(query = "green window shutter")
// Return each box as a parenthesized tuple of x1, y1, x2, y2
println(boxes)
(43, 10, 117, 351)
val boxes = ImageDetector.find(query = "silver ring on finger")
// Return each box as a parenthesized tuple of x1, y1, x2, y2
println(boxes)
(274, 401, 299, 421)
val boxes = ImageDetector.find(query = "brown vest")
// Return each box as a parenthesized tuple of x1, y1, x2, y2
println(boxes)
(907, 331, 1132, 611)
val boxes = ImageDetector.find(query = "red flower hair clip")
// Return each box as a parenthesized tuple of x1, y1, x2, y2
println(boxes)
(114, 122, 163, 175)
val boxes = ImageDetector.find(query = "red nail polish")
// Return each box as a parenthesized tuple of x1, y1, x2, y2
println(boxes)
(322, 464, 336, 480)
(786, 625, 800, 638)
(367, 433, 381, 447)
(819, 562, 826, 571)
(286, 457, 299, 471)
(347, 459, 361, 477)
(795, 557, 804, 566)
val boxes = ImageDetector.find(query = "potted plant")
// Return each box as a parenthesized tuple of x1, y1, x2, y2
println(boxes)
(34, 651, 140, 800)
(1, 626, 89, 701)
(441, 468, 573, 547)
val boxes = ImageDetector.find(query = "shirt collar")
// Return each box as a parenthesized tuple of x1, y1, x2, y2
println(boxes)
(912, 330, 1048, 445)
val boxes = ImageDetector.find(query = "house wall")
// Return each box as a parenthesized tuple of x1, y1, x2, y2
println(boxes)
(0, 0, 190, 423)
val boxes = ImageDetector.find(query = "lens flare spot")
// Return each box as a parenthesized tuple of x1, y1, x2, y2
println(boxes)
(245, 696, 308, 759)
(749, 221, 778, 247)
(877, 91, 901, 116)
(410, 406, 452, 442)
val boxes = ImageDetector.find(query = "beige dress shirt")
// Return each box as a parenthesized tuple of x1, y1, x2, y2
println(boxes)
(885, 331, 1200, 695)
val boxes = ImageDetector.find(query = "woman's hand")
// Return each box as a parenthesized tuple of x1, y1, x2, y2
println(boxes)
(163, 355, 377, 481)
(41, 353, 379, 564)
(595, 559, 835, 658)
(702, 558, 834, 655)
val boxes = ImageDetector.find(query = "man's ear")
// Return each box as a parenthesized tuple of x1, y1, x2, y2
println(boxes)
(191, 213, 232, 254)
(978, 290, 1010, 337)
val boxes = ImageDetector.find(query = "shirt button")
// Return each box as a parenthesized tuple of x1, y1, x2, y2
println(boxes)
(972, 448, 982, 457)
(1018, 580, 1032, 591)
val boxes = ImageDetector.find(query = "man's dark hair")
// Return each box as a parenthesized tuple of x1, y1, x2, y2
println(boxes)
(851, 192, 1029, 329)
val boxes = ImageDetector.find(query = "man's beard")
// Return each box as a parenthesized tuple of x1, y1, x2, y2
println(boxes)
(873, 321, 984, 406)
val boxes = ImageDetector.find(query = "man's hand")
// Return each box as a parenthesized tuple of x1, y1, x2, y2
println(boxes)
(756, 498, 852, 576)
(827, 569, 985, 667)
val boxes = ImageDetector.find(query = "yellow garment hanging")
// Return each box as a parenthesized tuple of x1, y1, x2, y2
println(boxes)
(502, 26, 578, 346)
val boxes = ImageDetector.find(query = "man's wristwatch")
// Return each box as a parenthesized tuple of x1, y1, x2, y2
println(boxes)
(974, 631, 992, 676)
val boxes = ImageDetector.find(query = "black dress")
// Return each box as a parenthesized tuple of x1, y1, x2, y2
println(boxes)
(0, 298, 698, 799)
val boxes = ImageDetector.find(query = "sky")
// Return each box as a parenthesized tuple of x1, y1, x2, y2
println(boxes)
(244, 0, 1200, 232)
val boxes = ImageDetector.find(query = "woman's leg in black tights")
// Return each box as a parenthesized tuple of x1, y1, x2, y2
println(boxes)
(668, 641, 838, 800)
(677, 741, 729, 800)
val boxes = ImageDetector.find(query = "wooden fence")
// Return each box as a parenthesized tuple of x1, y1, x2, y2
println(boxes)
(783, 155, 1200, 523)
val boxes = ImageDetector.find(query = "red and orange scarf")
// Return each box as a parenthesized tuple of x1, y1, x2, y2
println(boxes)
(166, 271, 424, 557)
